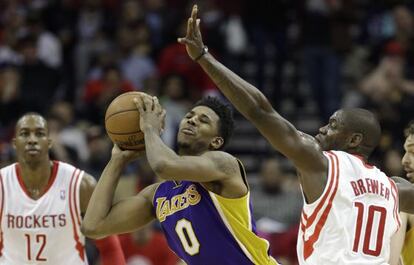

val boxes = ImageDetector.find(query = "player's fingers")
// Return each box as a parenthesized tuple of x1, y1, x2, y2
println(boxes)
(177, 37, 192, 45)
(191, 5, 198, 23)
(152, 96, 162, 113)
(186, 17, 192, 38)
(196, 19, 201, 35)
(133, 97, 144, 113)
(141, 95, 152, 111)
(190, 8, 196, 35)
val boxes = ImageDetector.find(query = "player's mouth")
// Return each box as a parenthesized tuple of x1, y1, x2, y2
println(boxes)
(26, 147, 40, 155)
(181, 127, 196, 136)
(405, 167, 414, 181)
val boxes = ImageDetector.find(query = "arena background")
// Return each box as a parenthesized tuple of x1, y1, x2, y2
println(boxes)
(0, 0, 412, 264)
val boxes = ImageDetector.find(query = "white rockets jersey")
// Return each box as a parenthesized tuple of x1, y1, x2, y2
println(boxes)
(0, 161, 88, 265)
(297, 151, 400, 265)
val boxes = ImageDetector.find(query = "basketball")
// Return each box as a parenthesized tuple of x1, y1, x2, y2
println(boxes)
(105, 91, 147, 150)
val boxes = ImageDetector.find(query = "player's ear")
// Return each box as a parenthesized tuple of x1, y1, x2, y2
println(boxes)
(12, 138, 16, 149)
(349, 133, 363, 148)
(48, 138, 53, 149)
(211, 136, 224, 150)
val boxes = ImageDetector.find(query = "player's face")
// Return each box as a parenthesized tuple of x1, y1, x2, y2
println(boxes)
(315, 110, 349, 151)
(177, 106, 221, 153)
(13, 115, 51, 163)
(402, 134, 414, 182)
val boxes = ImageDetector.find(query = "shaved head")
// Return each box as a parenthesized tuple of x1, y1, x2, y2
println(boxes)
(16, 112, 48, 133)
(341, 108, 381, 156)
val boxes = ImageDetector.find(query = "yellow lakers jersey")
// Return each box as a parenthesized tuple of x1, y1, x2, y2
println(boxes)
(402, 226, 414, 265)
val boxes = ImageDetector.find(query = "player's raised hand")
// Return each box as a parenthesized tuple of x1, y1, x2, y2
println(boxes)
(177, 5, 206, 61)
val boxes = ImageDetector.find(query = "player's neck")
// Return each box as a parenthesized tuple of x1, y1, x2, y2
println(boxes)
(19, 159, 53, 189)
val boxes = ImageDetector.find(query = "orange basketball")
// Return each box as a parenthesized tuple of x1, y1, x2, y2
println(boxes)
(105, 91, 147, 150)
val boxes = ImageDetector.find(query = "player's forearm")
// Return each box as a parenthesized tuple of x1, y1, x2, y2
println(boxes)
(81, 158, 126, 237)
(143, 127, 179, 179)
(198, 53, 273, 117)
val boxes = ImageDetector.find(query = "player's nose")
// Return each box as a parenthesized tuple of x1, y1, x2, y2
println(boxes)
(27, 133, 38, 143)
(319, 125, 328, 135)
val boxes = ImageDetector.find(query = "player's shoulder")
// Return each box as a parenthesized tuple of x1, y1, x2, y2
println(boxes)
(0, 163, 17, 172)
(203, 151, 239, 173)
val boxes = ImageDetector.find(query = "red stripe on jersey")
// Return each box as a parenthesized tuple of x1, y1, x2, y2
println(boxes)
(388, 178, 401, 228)
(303, 151, 336, 229)
(73, 172, 82, 226)
(69, 169, 85, 261)
(350, 154, 374, 169)
(15, 162, 59, 199)
(0, 173, 4, 255)
(303, 152, 340, 260)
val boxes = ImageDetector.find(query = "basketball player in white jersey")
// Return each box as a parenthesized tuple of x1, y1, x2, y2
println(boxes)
(0, 113, 125, 265)
(178, 5, 414, 264)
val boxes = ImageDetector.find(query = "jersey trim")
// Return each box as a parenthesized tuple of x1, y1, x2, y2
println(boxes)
(301, 151, 340, 260)
(388, 178, 401, 229)
(0, 172, 4, 255)
(15, 161, 59, 200)
(68, 168, 85, 261)
(208, 192, 255, 262)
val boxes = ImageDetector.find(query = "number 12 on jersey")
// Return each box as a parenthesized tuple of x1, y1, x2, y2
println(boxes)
(25, 234, 47, 261)
(352, 202, 386, 256)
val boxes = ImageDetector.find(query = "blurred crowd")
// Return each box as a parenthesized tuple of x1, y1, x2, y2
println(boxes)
(1, 0, 414, 264)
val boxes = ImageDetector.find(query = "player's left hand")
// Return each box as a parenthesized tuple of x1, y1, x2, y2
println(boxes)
(111, 144, 145, 162)
(134, 95, 166, 135)
(177, 5, 205, 61)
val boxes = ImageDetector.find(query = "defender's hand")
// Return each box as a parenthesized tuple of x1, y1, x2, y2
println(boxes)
(177, 5, 205, 61)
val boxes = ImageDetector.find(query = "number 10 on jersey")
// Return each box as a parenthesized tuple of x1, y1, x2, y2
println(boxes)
(352, 202, 386, 256)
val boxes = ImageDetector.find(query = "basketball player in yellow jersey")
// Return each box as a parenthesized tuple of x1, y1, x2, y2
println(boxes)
(390, 122, 414, 265)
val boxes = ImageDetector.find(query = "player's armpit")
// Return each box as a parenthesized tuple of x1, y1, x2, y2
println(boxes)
(81, 183, 158, 239)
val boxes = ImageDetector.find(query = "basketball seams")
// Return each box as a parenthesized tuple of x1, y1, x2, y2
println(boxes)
(105, 109, 140, 121)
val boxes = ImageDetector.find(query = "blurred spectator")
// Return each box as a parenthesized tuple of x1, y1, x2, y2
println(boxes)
(117, 22, 157, 89)
(25, 11, 62, 69)
(82, 64, 134, 124)
(157, 20, 217, 100)
(250, 157, 302, 264)
(119, 225, 179, 265)
(359, 41, 408, 103)
(17, 34, 60, 115)
(48, 101, 90, 164)
(300, 0, 356, 120)
(0, 64, 20, 125)
(159, 74, 191, 148)
(84, 125, 112, 178)
(74, 0, 114, 86)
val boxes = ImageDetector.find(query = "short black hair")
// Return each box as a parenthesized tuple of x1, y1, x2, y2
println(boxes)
(405, 121, 414, 137)
(194, 96, 234, 149)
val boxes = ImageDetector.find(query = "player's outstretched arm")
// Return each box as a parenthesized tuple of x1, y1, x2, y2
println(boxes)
(392, 176, 414, 214)
(178, 5, 326, 174)
(81, 146, 156, 239)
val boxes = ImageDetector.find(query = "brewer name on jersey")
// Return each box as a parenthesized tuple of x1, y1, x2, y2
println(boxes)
(350, 177, 390, 200)
(156, 184, 201, 222)
(6, 213, 67, 229)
